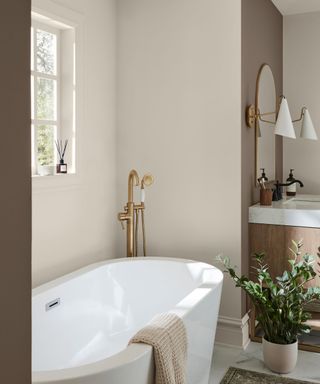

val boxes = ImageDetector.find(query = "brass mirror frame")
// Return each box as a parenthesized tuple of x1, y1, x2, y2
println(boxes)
(254, 63, 277, 187)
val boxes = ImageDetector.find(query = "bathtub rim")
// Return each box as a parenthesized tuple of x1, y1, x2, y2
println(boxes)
(32, 257, 223, 383)
(32, 256, 222, 297)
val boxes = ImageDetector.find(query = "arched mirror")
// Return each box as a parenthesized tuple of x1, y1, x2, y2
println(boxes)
(256, 64, 276, 183)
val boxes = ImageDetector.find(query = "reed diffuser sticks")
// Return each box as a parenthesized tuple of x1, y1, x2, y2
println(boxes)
(55, 139, 68, 162)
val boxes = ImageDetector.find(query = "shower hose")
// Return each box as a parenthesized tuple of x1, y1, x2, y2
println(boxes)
(134, 208, 147, 257)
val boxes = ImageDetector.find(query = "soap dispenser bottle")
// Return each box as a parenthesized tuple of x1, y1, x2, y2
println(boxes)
(286, 169, 296, 196)
(257, 168, 268, 188)
(260, 168, 268, 182)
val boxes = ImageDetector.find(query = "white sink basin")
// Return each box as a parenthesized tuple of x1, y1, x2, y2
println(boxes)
(285, 196, 320, 203)
(283, 196, 320, 210)
(249, 194, 320, 228)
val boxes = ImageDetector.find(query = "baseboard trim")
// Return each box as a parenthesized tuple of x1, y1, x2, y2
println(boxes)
(215, 313, 250, 349)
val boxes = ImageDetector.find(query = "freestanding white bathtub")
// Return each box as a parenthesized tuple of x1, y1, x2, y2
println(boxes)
(32, 257, 223, 384)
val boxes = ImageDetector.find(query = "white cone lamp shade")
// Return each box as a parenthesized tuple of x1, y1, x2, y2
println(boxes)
(274, 98, 296, 139)
(300, 108, 318, 140)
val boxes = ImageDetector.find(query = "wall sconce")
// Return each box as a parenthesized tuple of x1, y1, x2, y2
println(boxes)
(246, 96, 318, 140)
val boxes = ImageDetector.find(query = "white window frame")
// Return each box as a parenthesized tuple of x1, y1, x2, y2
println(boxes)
(31, 0, 84, 191)
(31, 21, 61, 175)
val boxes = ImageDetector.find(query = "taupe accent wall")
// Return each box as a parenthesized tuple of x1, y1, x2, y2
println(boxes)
(0, 0, 31, 382)
(241, 0, 283, 315)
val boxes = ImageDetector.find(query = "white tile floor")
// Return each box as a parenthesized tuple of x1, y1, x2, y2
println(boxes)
(210, 342, 320, 384)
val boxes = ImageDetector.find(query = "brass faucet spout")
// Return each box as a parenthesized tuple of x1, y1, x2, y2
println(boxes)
(128, 169, 139, 203)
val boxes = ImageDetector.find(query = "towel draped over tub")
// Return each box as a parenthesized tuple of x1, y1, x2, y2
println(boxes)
(129, 313, 188, 384)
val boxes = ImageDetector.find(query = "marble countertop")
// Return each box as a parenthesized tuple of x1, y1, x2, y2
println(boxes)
(249, 194, 320, 228)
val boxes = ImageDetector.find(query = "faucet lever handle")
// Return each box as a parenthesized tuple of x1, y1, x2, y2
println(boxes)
(118, 212, 127, 230)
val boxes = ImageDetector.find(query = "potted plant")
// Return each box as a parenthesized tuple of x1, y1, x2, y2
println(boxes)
(218, 240, 320, 374)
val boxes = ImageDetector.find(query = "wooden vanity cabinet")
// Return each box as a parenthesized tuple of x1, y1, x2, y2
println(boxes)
(249, 223, 320, 352)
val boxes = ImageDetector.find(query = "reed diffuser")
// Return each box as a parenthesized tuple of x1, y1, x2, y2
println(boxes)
(55, 139, 68, 174)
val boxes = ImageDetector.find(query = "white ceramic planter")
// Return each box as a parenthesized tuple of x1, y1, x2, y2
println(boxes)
(37, 165, 55, 176)
(262, 337, 298, 374)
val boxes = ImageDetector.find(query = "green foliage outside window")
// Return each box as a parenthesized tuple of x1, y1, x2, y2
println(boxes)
(37, 125, 55, 166)
(37, 78, 55, 121)
(36, 29, 56, 75)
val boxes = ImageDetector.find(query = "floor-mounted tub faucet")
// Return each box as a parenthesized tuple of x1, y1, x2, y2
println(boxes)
(118, 169, 154, 257)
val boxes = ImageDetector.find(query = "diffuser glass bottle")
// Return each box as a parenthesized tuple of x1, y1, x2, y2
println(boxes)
(55, 139, 68, 174)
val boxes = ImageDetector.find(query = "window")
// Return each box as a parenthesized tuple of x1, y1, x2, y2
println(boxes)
(31, 15, 76, 176)
(31, 22, 59, 174)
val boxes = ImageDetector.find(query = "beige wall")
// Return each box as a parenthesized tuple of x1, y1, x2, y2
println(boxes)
(30, 0, 284, 346)
(0, 0, 31, 382)
(284, 12, 320, 193)
(116, 0, 242, 320)
(241, 0, 283, 314)
(32, 0, 117, 286)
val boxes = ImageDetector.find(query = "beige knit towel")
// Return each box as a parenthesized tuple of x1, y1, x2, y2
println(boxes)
(129, 313, 188, 384)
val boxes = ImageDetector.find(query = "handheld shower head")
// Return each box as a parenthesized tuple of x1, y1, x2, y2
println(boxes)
(141, 173, 154, 188)
(140, 173, 154, 203)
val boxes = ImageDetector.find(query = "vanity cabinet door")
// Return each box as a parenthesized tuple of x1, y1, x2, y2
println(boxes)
(249, 223, 320, 288)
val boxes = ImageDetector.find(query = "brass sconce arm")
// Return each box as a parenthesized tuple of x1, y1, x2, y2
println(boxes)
(246, 105, 277, 128)
(291, 107, 306, 123)
(246, 102, 307, 129)
(257, 110, 277, 125)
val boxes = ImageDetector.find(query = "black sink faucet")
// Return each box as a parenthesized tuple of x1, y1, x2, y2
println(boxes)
(272, 180, 304, 201)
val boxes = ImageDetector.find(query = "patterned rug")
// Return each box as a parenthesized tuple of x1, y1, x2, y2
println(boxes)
(220, 367, 319, 384)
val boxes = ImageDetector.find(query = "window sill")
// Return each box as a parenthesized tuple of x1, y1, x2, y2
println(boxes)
(32, 172, 76, 178)
(32, 172, 82, 194)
